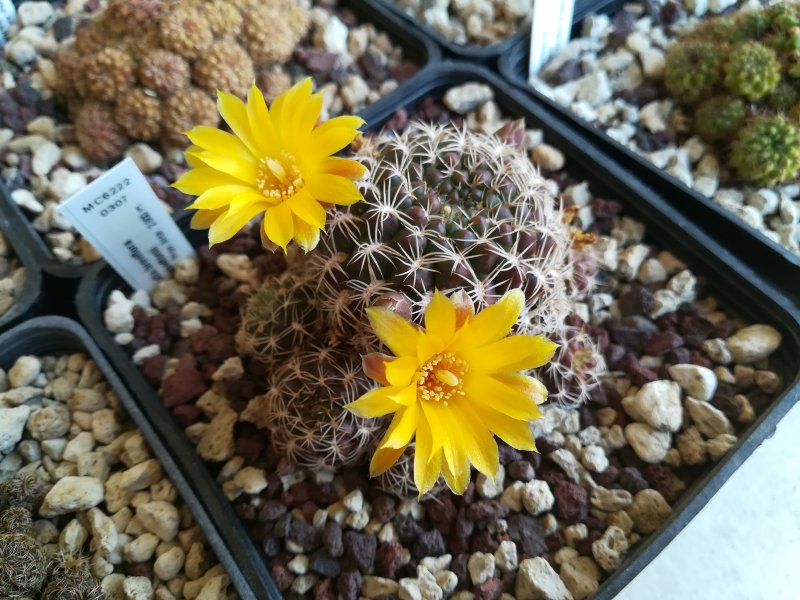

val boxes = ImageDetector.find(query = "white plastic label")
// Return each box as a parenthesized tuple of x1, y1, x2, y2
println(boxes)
(58, 158, 195, 291)
(529, 0, 576, 78)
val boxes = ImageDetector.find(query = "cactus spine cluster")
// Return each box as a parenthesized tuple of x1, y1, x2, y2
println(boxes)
(0, 474, 105, 599)
(240, 121, 605, 492)
(54, 0, 309, 162)
(662, 3, 800, 185)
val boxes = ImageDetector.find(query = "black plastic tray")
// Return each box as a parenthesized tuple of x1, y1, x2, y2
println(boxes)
(78, 63, 800, 600)
(498, 6, 800, 285)
(1, 0, 441, 281)
(0, 316, 279, 600)
(374, 0, 618, 63)
(0, 189, 42, 330)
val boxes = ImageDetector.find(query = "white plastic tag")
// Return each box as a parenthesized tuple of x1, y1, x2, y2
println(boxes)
(58, 158, 195, 291)
(529, 0, 576, 78)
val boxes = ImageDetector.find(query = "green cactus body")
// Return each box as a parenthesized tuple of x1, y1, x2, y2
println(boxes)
(694, 95, 747, 141)
(664, 41, 726, 104)
(732, 115, 800, 185)
(724, 42, 782, 100)
(767, 81, 800, 110)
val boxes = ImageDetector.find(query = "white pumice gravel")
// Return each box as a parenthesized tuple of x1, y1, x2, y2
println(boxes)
(532, 0, 800, 256)
(0, 352, 238, 600)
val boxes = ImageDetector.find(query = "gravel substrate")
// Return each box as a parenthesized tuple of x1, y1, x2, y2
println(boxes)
(388, 0, 532, 46)
(0, 0, 420, 266)
(0, 230, 26, 317)
(100, 83, 786, 600)
(530, 0, 800, 256)
(0, 351, 239, 599)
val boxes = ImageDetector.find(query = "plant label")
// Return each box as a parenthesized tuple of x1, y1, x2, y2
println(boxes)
(529, 0, 575, 78)
(58, 157, 195, 291)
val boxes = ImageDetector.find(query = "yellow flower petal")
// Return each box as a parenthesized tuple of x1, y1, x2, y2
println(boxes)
(384, 355, 418, 386)
(185, 126, 255, 161)
(321, 156, 367, 179)
(306, 173, 364, 205)
(310, 115, 365, 157)
(191, 151, 258, 185)
(346, 386, 403, 418)
(217, 89, 261, 157)
(414, 418, 440, 496)
(472, 402, 537, 450)
(456, 401, 500, 478)
(262, 202, 294, 251)
(494, 373, 548, 407)
(173, 167, 244, 195)
(208, 198, 269, 245)
(441, 438, 470, 495)
(245, 83, 280, 157)
(190, 207, 225, 229)
(187, 184, 255, 210)
(362, 353, 392, 386)
(369, 443, 408, 477)
(424, 291, 456, 344)
(288, 188, 327, 230)
(449, 289, 475, 330)
(461, 335, 559, 373)
(382, 401, 420, 449)
(450, 288, 525, 351)
(366, 307, 420, 357)
(291, 215, 321, 253)
(462, 372, 544, 421)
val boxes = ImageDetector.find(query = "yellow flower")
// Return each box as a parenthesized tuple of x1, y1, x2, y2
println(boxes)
(347, 289, 558, 496)
(173, 79, 366, 251)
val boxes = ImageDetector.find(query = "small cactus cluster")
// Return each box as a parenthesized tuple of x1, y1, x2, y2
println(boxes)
(239, 121, 605, 493)
(54, 0, 309, 163)
(0, 473, 105, 600)
(662, 3, 800, 185)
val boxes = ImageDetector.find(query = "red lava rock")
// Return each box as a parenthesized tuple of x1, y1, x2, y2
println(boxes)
(617, 286, 655, 317)
(262, 536, 281, 558)
(645, 331, 684, 355)
(311, 551, 341, 578)
(289, 519, 319, 552)
(190, 325, 219, 354)
(545, 530, 565, 552)
(171, 404, 201, 427)
(323, 521, 343, 558)
(619, 353, 659, 386)
(413, 529, 447, 558)
(337, 571, 361, 600)
(665, 347, 692, 365)
(608, 323, 650, 353)
(593, 198, 623, 219)
(372, 495, 396, 524)
(161, 354, 206, 407)
(499, 444, 523, 464)
(618, 467, 649, 494)
(644, 463, 681, 503)
(470, 530, 500, 553)
(475, 578, 504, 600)
(425, 494, 457, 534)
(553, 480, 588, 524)
(314, 577, 335, 600)
(343, 531, 377, 573)
(465, 500, 509, 523)
(394, 514, 423, 545)
(451, 554, 470, 591)
(375, 541, 403, 578)
(574, 530, 602, 556)
(271, 565, 294, 592)
(449, 535, 469, 555)
(258, 500, 287, 522)
(506, 513, 547, 556)
(690, 350, 713, 368)
(507, 460, 535, 481)
(593, 464, 619, 487)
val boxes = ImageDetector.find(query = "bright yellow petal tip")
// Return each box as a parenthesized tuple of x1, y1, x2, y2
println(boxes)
(173, 79, 366, 251)
(347, 288, 556, 497)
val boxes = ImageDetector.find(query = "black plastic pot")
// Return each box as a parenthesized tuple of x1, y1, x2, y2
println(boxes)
(1, 0, 441, 281)
(373, 0, 618, 64)
(498, 9, 800, 286)
(0, 185, 42, 330)
(0, 316, 280, 600)
(77, 63, 800, 599)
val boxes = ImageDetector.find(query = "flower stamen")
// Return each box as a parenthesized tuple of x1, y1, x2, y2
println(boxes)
(257, 151, 305, 201)
(418, 352, 467, 405)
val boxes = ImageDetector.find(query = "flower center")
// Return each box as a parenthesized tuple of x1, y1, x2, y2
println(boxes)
(256, 151, 304, 201)
(417, 352, 467, 405)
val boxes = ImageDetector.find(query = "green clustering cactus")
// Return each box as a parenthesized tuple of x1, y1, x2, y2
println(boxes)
(663, 3, 800, 185)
